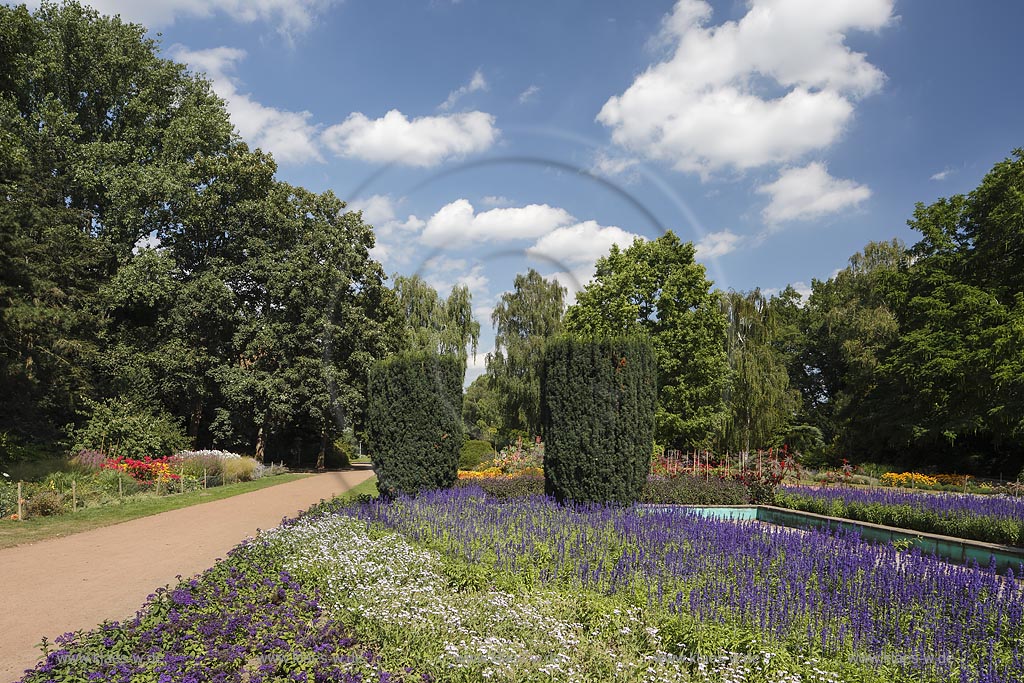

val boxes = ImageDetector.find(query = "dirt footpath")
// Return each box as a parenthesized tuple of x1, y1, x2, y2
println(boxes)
(0, 468, 374, 682)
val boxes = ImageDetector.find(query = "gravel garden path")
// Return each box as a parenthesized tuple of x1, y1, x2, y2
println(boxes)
(0, 467, 374, 682)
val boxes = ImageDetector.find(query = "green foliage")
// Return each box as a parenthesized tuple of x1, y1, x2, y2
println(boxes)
(719, 289, 801, 452)
(640, 475, 750, 505)
(784, 424, 827, 465)
(392, 275, 480, 367)
(222, 457, 259, 483)
(0, 479, 17, 517)
(462, 374, 501, 441)
(487, 269, 566, 437)
(0, 2, 397, 467)
(454, 475, 547, 499)
(541, 336, 656, 504)
(367, 351, 464, 497)
(459, 439, 495, 470)
(26, 489, 66, 517)
(565, 232, 730, 449)
(70, 398, 188, 458)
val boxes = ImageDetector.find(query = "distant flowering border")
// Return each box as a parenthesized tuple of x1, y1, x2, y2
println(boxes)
(175, 449, 244, 460)
(777, 485, 1024, 545)
(880, 472, 939, 488)
(457, 466, 543, 480)
(100, 455, 181, 483)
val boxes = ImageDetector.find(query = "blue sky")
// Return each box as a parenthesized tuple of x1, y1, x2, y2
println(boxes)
(15, 0, 1024, 383)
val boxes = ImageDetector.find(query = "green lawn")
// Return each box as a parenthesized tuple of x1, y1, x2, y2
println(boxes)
(0, 473, 312, 549)
(332, 476, 378, 500)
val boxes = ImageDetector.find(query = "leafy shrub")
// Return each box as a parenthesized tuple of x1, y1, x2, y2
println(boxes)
(460, 439, 495, 470)
(178, 452, 225, 485)
(222, 457, 259, 483)
(541, 336, 656, 504)
(92, 468, 142, 497)
(26, 489, 66, 517)
(454, 475, 546, 499)
(366, 351, 464, 498)
(640, 475, 749, 505)
(70, 398, 189, 459)
(331, 438, 354, 469)
(0, 479, 17, 518)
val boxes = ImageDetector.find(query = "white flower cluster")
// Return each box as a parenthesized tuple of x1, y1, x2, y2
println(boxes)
(175, 449, 243, 459)
(261, 515, 842, 683)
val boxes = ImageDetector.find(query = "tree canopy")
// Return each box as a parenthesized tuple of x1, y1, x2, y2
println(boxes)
(565, 232, 730, 449)
(0, 2, 397, 467)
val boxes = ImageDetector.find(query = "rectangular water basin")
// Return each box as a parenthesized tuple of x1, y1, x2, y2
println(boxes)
(644, 504, 1024, 576)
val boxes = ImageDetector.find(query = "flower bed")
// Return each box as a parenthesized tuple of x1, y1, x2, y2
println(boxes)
(776, 485, 1024, 545)
(19, 533, 417, 683)
(1, 451, 286, 521)
(334, 487, 1024, 682)
(101, 455, 181, 483)
(20, 488, 1024, 682)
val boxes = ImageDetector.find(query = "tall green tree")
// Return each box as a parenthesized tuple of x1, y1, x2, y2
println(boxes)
(392, 275, 480, 367)
(798, 240, 910, 455)
(462, 374, 501, 442)
(718, 290, 800, 453)
(565, 232, 729, 448)
(487, 269, 566, 438)
(0, 1, 233, 439)
(0, 2, 401, 468)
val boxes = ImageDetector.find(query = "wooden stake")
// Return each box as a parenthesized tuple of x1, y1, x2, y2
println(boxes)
(72, 479, 77, 513)
(203, 468, 208, 489)
(17, 482, 23, 521)
(118, 476, 123, 500)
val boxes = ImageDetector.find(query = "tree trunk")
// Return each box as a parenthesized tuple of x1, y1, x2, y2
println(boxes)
(316, 429, 327, 471)
(254, 423, 266, 463)
(188, 400, 203, 439)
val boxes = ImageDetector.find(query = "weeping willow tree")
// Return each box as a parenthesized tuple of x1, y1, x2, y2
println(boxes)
(487, 269, 566, 438)
(392, 275, 480, 368)
(719, 289, 800, 453)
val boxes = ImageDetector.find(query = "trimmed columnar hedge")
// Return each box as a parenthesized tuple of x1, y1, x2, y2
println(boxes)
(367, 351, 464, 498)
(541, 336, 656, 504)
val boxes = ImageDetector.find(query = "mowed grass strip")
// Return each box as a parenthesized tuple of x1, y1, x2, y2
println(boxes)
(0, 473, 313, 549)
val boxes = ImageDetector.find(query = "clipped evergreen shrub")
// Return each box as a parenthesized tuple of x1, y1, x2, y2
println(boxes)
(541, 336, 656, 504)
(367, 351, 464, 498)
(459, 439, 495, 469)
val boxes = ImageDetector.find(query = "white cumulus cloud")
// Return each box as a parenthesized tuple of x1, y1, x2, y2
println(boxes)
(757, 162, 871, 224)
(420, 199, 574, 246)
(172, 46, 321, 164)
(597, 0, 894, 175)
(348, 195, 424, 267)
(322, 110, 498, 167)
(527, 221, 642, 266)
(694, 230, 744, 258)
